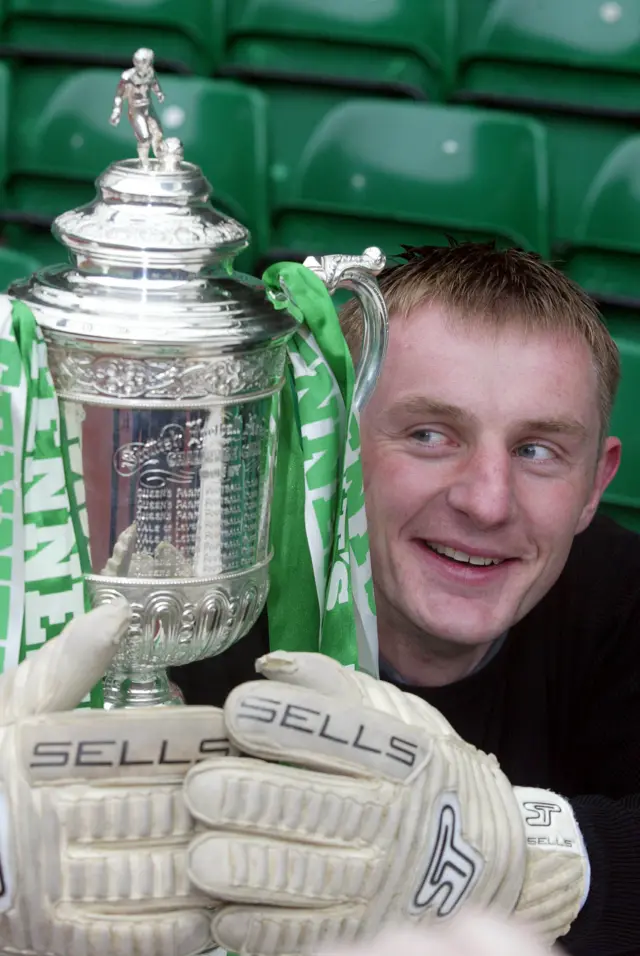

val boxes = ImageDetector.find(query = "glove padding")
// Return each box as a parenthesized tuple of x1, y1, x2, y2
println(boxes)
(0, 601, 229, 956)
(184, 652, 588, 956)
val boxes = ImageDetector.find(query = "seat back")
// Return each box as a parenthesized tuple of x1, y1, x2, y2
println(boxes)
(0, 62, 10, 195)
(599, 310, 640, 531)
(0, 245, 42, 292)
(564, 135, 640, 305)
(224, 0, 457, 100)
(270, 99, 550, 260)
(545, 116, 639, 253)
(0, 223, 69, 271)
(457, 0, 640, 113)
(4, 0, 225, 73)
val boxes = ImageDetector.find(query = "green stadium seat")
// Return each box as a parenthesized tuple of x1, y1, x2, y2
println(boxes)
(3, 68, 270, 271)
(457, 0, 640, 114)
(2, 0, 226, 74)
(222, 0, 457, 101)
(0, 223, 65, 270)
(599, 501, 640, 534)
(564, 135, 640, 307)
(263, 86, 364, 211)
(545, 117, 639, 255)
(266, 107, 633, 258)
(0, 62, 9, 197)
(267, 99, 550, 264)
(454, 0, 640, 252)
(599, 310, 640, 532)
(0, 245, 41, 292)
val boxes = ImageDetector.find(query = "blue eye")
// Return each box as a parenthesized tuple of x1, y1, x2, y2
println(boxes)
(411, 429, 448, 446)
(517, 443, 555, 461)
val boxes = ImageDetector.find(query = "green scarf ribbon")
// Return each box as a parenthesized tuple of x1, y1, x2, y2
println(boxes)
(263, 263, 378, 677)
(0, 296, 100, 705)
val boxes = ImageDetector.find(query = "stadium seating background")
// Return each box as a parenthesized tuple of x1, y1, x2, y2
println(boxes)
(0, 0, 638, 528)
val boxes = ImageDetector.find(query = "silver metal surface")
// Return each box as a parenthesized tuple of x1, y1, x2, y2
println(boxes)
(303, 247, 388, 410)
(9, 51, 388, 708)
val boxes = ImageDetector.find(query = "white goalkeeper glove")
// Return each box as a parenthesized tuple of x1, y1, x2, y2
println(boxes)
(0, 601, 228, 956)
(184, 651, 588, 956)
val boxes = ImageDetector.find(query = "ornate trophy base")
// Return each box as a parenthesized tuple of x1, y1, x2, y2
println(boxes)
(103, 668, 185, 709)
(87, 562, 270, 709)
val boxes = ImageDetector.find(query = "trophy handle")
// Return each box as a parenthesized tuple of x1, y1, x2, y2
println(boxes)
(302, 246, 389, 411)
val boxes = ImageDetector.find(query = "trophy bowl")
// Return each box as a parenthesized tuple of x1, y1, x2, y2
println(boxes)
(9, 49, 388, 708)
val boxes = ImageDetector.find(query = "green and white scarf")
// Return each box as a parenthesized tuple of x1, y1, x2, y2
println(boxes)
(0, 295, 100, 706)
(264, 263, 378, 677)
(0, 263, 378, 699)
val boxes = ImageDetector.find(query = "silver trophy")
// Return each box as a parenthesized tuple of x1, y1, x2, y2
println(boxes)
(10, 50, 388, 708)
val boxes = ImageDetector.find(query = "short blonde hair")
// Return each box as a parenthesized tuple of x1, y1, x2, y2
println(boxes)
(341, 243, 620, 433)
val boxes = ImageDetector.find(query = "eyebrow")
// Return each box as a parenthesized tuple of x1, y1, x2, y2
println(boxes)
(520, 419, 589, 440)
(387, 396, 589, 440)
(388, 397, 476, 426)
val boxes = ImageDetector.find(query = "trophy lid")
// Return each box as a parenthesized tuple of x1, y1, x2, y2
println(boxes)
(10, 49, 291, 349)
(53, 140, 250, 271)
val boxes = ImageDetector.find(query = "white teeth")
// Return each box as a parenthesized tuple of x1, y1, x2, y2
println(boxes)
(427, 543, 504, 566)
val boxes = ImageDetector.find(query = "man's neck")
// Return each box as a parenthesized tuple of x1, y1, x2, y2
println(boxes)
(378, 623, 497, 688)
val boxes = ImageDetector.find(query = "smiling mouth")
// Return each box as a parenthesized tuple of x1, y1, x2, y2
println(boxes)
(424, 542, 509, 567)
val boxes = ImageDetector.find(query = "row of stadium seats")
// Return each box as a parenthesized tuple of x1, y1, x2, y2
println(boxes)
(2, 65, 640, 306)
(2, 0, 640, 109)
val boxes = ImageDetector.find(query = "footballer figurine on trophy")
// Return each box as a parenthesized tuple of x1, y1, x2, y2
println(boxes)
(109, 47, 166, 166)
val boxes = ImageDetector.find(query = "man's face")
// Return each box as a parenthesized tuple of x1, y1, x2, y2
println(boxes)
(360, 303, 621, 647)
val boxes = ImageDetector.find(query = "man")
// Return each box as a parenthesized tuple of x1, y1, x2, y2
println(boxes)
(2, 245, 638, 956)
(173, 244, 640, 955)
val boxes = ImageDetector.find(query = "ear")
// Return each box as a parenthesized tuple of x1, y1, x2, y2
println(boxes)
(576, 436, 622, 533)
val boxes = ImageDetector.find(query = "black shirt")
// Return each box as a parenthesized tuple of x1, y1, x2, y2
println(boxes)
(171, 514, 640, 956)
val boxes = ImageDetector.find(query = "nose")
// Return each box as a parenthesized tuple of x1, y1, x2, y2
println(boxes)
(446, 446, 514, 530)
